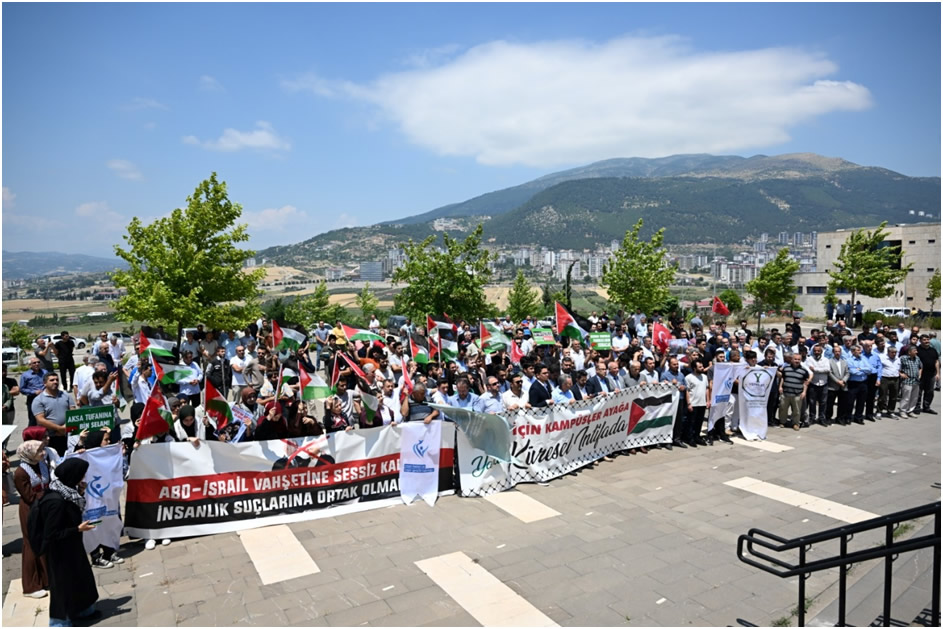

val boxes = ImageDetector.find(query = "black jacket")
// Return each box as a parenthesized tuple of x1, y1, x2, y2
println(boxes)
(528, 380, 554, 408)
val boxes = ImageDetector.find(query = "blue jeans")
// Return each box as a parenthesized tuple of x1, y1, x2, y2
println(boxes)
(49, 604, 96, 627)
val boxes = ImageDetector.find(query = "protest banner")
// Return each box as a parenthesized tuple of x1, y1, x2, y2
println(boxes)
(400, 421, 442, 506)
(70, 443, 124, 554)
(588, 332, 612, 350)
(738, 367, 778, 441)
(530, 328, 557, 345)
(125, 423, 455, 539)
(708, 363, 743, 431)
(65, 406, 115, 433)
(457, 385, 678, 496)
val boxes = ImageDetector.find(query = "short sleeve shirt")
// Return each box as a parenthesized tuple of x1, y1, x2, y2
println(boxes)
(31, 389, 74, 429)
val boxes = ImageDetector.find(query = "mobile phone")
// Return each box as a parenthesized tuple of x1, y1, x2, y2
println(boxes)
(88, 519, 102, 525)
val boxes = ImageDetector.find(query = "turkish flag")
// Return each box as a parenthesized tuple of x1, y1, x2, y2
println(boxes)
(712, 296, 730, 316)
(652, 322, 671, 355)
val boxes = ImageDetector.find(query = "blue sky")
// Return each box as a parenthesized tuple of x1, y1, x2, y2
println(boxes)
(3, 3, 940, 256)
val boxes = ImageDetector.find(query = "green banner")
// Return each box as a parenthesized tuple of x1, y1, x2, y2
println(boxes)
(66, 406, 115, 433)
(589, 332, 612, 350)
(530, 327, 556, 345)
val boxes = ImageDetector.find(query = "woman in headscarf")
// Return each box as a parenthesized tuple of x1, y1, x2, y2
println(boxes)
(13, 431, 52, 598)
(223, 387, 262, 442)
(172, 405, 217, 444)
(35, 458, 100, 626)
(253, 401, 289, 441)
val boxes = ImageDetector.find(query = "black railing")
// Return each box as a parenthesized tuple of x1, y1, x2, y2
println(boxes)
(737, 501, 941, 627)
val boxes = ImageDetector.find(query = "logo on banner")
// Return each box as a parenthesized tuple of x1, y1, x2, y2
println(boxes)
(87, 475, 110, 499)
(412, 439, 429, 459)
(742, 369, 774, 397)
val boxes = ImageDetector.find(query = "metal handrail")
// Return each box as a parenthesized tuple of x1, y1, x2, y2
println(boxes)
(736, 501, 941, 627)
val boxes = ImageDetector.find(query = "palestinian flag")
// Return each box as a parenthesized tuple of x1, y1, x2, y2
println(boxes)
(329, 355, 342, 389)
(480, 320, 510, 353)
(627, 393, 676, 435)
(341, 323, 385, 344)
(360, 389, 379, 425)
(152, 357, 198, 385)
(399, 369, 414, 403)
(204, 379, 233, 430)
(339, 352, 369, 381)
(410, 333, 431, 364)
(299, 365, 332, 400)
(136, 383, 173, 441)
(140, 327, 176, 362)
(555, 302, 590, 341)
(427, 315, 458, 361)
(273, 321, 306, 352)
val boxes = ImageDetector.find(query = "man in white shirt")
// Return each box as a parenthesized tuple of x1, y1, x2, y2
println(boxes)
(109, 334, 125, 366)
(501, 374, 530, 412)
(611, 328, 630, 357)
(635, 315, 649, 340)
(72, 355, 98, 402)
(569, 341, 586, 371)
(230, 345, 249, 402)
(380, 379, 403, 424)
(804, 344, 831, 425)
(877, 345, 901, 418)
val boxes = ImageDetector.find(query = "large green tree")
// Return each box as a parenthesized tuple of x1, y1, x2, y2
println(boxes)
(355, 282, 379, 324)
(928, 268, 941, 313)
(112, 173, 264, 344)
(506, 270, 540, 321)
(745, 247, 799, 332)
(826, 221, 912, 306)
(717, 288, 743, 315)
(601, 219, 676, 314)
(6, 322, 35, 354)
(391, 224, 495, 322)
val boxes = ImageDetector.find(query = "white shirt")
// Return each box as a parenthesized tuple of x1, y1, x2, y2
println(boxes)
(502, 389, 528, 411)
(231, 355, 248, 386)
(381, 392, 403, 424)
(109, 339, 124, 363)
(804, 355, 831, 387)
(73, 364, 95, 397)
(132, 374, 151, 404)
(879, 354, 901, 378)
(178, 361, 204, 396)
(684, 373, 709, 407)
(571, 350, 585, 371)
(611, 334, 629, 353)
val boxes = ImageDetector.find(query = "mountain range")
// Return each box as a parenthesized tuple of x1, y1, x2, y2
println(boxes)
(2, 251, 128, 280)
(259, 153, 940, 268)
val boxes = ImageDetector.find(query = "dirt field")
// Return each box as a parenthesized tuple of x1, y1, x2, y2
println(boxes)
(1, 298, 115, 324)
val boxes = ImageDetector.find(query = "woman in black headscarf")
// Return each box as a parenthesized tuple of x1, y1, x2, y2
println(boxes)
(35, 458, 100, 626)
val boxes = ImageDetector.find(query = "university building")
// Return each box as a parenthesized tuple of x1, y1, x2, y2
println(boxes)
(791, 222, 941, 316)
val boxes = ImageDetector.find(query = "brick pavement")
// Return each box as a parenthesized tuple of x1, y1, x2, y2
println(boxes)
(2, 390, 940, 626)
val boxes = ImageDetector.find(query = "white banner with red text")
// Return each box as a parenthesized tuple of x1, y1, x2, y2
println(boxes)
(125, 423, 455, 539)
(457, 385, 679, 496)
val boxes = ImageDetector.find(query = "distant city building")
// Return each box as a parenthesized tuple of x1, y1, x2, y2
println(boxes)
(753, 241, 766, 253)
(359, 261, 383, 282)
(587, 255, 607, 278)
(793, 232, 804, 247)
(696, 254, 709, 268)
(792, 222, 941, 314)
(325, 267, 346, 281)
(678, 254, 696, 271)
(555, 259, 581, 280)
(244, 258, 257, 268)
(778, 231, 789, 245)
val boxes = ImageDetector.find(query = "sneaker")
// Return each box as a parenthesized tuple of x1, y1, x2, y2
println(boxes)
(874, 412, 883, 419)
(108, 554, 125, 564)
(25, 589, 48, 599)
(161, 538, 171, 546)
(92, 557, 114, 569)
(793, 424, 800, 431)
(145, 539, 157, 550)
(923, 408, 937, 415)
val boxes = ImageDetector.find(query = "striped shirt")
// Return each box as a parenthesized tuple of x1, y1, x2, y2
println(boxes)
(780, 364, 809, 396)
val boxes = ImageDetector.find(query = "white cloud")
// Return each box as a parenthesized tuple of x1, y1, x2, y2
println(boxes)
(286, 35, 872, 167)
(182, 121, 291, 152)
(75, 202, 124, 232)
(243, 205, 307, 232)
(107, 159, 143, 180)
(122, 97, 168, 111)
(2, 187, 16, 209)
(199, 75, 225, 92)
(333, 212, 358, 229)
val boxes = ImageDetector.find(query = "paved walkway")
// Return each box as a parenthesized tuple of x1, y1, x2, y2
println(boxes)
(3, 392, 940, 626)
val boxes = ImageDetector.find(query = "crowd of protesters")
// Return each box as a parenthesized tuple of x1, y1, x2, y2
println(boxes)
(2, 309, 939, 618)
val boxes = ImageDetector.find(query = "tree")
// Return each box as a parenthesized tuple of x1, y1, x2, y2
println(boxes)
(6, 322, 35, 356)
(928, 268, 941, 313)
(826, 221, 912, 306)
(112, 173, 265, 345)
(355, 283, 379, 325)
(541, 283, 565, 317)
(506, 270, 540, 322)
(391, 224, 495, 322)
(718, 288, 743, 314)
(601, 219, 676, 314)
(284, 281, 346, 329)
(745, 248, 799, 333)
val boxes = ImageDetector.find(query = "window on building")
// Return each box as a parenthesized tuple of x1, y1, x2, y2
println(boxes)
(825, 244, 831, 249)
(909, 240, 916, 244)
(930, 268, 937, 272)
(795, 287, 803, 294)
(836, 287, 850, 294)
(806, 286, 827, 294)
(930, 239, 937, 244)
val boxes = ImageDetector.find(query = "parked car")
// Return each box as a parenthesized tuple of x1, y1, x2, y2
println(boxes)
(106, 332, 134, 344)
(32, 334, 87, 350)
(875, 307, 910, 318)
(2, 347, 25, 367)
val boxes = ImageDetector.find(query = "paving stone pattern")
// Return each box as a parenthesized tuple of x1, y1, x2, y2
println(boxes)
(2, 391, 940, 626)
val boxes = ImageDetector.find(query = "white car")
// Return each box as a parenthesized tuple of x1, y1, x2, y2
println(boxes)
(32, 334, 88, 350)
(875, 307, 910, 318)
(2, 347, 25, 367)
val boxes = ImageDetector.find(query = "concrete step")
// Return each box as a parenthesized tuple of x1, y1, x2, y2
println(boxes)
(807, 520, 937, 627)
